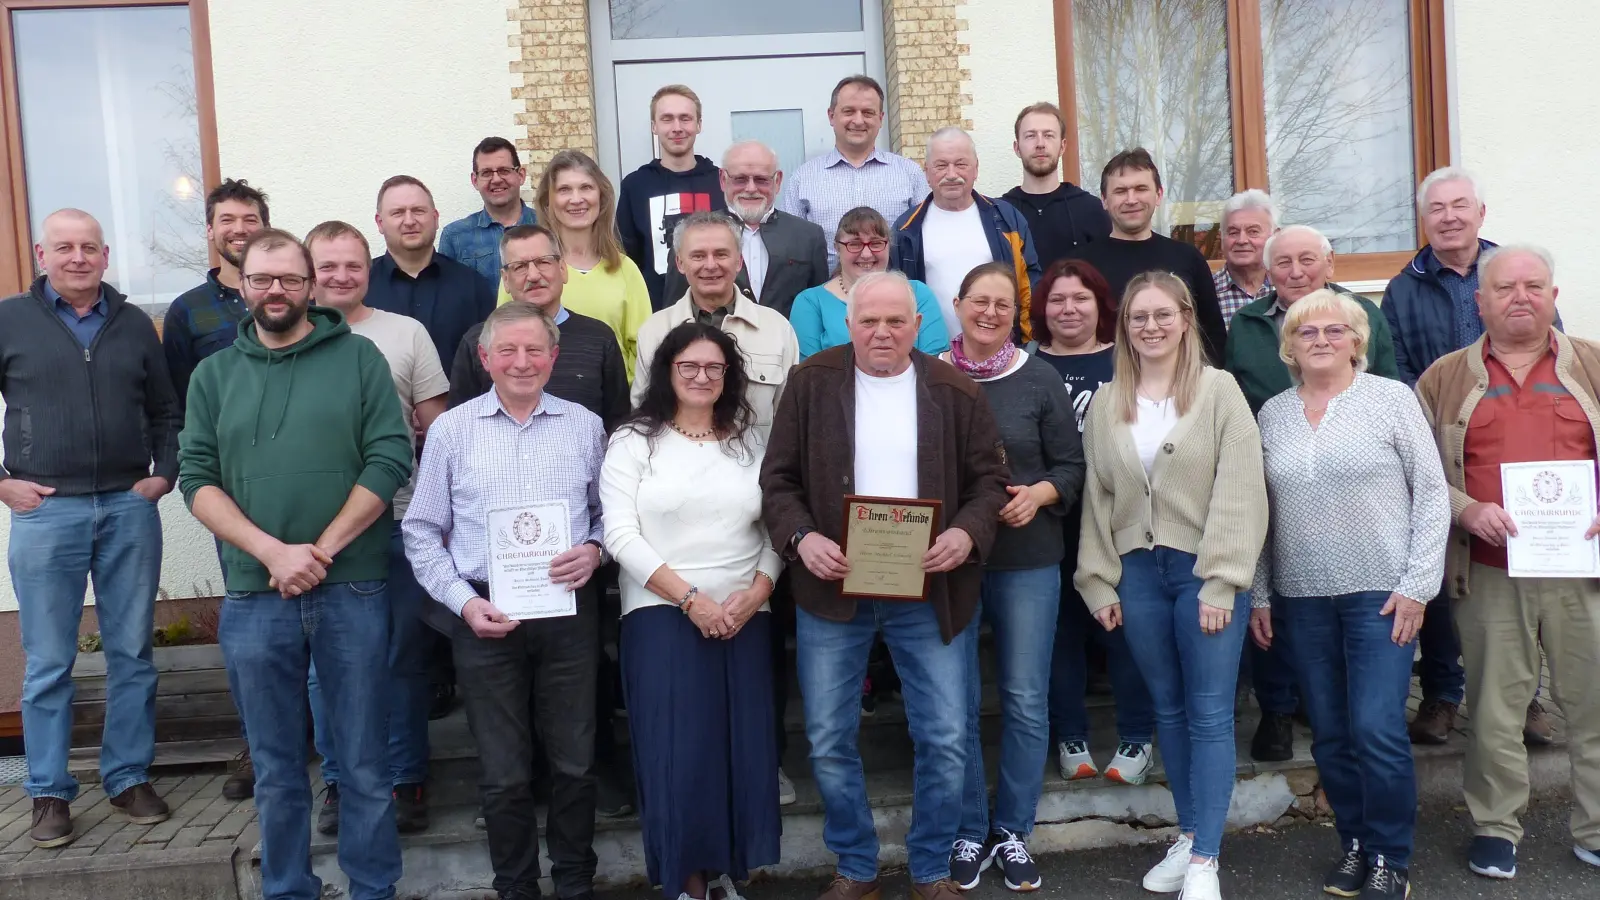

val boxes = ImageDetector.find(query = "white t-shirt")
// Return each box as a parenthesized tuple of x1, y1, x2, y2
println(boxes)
(921, 202, 993, 340)
(1132, 395, 1179, 477)
(853, 365, 919, 498)
(348, 308, 451, 517)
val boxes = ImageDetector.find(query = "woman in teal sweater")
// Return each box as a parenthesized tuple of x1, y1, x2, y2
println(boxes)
(789, 206, 949, 358)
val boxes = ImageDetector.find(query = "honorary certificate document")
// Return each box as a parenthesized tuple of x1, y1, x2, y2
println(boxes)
(840, 496, 942, 600)
(1501, 460, 1600, 578)
(487, 501, 577, 619)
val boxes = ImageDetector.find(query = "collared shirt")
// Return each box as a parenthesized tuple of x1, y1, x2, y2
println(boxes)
(693, 301, 733, 328)
(437, 204, 538, 284)
(778, 146, 931, 269)
(1213, 268, 1272, 329)
(1433, 257, 1485, 349)
(403, 388, 606, 617)
(366, 251, 497, 374)
(741, 216, 770, 300)
(164, 268, 249, 413)
(45, 281, 108, 349)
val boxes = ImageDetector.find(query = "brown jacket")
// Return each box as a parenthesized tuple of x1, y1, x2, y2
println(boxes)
(760, 345, 1011, 642)
(1415, 330, 1600, 598)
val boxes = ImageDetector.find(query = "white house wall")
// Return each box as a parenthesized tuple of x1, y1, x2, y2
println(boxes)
(959, 0, 1060, 198)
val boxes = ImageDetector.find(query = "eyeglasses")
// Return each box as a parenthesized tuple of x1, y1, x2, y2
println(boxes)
(726, 174, 775, 190)
(502, 255, 563, 276)
(1294, 324, 1354, 343)
(961, 298, 1015, 315)
(837, 238, 889, 254)
(1128, 309, 1179, 329)
(244, 274, 309, 291)
(674, 362, 727, 381)
(476, 167, 520, 181)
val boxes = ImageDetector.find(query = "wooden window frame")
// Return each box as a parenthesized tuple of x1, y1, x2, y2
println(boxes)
(1052, 0, 1451, 282)
(0, 0, 220, 296)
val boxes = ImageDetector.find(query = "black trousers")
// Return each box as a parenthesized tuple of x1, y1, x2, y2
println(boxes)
(453, 584, 599, 898)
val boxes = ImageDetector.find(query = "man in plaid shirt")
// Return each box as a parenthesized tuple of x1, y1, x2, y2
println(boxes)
(1213, 189, 1278, 329)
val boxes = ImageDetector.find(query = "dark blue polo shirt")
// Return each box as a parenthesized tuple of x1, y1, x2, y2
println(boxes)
(364, 251, 497, 370)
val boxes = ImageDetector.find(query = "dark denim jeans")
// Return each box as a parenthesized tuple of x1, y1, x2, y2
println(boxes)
(1050, 556, 1155, 744)
(309, 524, 432, 786)
(10, 491, 161, 801)
(959, 565, 1059, 841)
(220, 580, 401, 900)
(1282, 591, 1418, 867)
(1117, 547, 1248, 860)
(796, 601, 970, 884)
(452, 587, 599, 899)
(1245, 603, 1299, 715)
(1417, 585, 1466, 704)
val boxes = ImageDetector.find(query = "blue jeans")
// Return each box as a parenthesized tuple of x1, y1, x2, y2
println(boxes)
(1050, 556, 1155, 744)
(1117, 548, 1248, 860)
(959, 566, 1059, 841)
(221, 580, 401, 900)
(309, 524, 431, 786)
(797, 601, 971, 884)
(1417, 584, 1466, 704)
(1245, 603, 1299, 715)
(10, 491, 161, 800)
(1282, 591, 1418, 867)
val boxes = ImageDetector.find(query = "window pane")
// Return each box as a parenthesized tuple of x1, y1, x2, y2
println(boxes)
(731, 109, 807, 178)
(610, 0, 862, 39)
(13, 7, 204, 314)
(1073, 0, 1234, 258)
(1262, 0, 1416, 253)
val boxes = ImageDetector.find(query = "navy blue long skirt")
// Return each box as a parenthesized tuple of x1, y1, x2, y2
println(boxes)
(621, 605, 781, 893)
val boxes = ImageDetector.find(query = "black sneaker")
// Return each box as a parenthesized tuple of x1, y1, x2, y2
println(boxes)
(1323, 840, 1367, 897)
(1251, 711, 1295, 762)
(428, 682, 456, 721)
(949, 838, 986, 890)
(596, 768, 635, 818)
(1364, 855, 1411, 897)
(1468, 835, 1516, 879)
(316, 783, 340, 836)
(394, 783, 428, 833)
(860, 689, 877, 718)
(988, 828, 1041, 892)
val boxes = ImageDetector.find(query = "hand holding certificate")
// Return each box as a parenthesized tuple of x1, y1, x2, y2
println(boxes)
(840, 496, 943, 600)
(1500, 460, 1600, 578)
(487, 501, 579, 619)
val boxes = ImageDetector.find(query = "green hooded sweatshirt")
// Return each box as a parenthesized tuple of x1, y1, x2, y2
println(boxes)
(178, 306, 413, 593)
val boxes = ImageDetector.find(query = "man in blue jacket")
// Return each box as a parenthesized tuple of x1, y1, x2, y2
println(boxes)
(891, 127, 1041, 343)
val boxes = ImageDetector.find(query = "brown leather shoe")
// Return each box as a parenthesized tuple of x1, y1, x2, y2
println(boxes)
(817, 874, 882, 900)
(911, 878, 965, 900)
(1408, 698, 1458, 745)
(30, 797, 75, 848)
(109, 782, 170, 825)
(1524, 699, 1555, 746)
(222, 747, 255, 800)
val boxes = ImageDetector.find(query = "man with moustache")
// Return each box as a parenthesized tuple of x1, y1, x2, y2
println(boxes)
(618, 84, 726, 309)
(304, 221, 450, 835)
(890, 126, 1041, 342)
(439, 137, 540, 284)
(1002, 102, 1111, 267)
(180, 228, 413, 900)
(663, 141, 829, 318)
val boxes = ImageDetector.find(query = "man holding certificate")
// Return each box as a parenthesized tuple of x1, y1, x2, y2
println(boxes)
(403, 302, 608, 900)
(762, 270, 1010, 900)
(1415, 244, 1600, 879)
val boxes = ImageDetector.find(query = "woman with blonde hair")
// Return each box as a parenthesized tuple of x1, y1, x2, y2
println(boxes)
(1250, 289, 1448, 899)
(525, 149, 653, 379)
(1077, 271, 1268, 900)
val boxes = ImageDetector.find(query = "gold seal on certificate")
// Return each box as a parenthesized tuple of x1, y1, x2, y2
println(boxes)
(488, 500, 577, 619)
(1501, 460, 1600, 578)
(840, 495, 943, 600)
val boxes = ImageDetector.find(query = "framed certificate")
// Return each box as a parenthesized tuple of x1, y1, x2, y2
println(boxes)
(487, 500, 578, 619)
(839, 495, 942, 600)
(1501, 460, 1600, 578)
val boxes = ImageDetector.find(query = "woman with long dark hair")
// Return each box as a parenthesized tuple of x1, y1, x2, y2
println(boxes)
(599, 321, 782, 900)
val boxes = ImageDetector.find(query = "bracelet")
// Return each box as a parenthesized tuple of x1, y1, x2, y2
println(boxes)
(752, 571, 775, 591)
(675, 586, 700, 612)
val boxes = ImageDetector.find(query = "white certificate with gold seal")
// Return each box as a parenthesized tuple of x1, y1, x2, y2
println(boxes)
(487, 500, 576, 619)
(1501, 460, 1600, 579)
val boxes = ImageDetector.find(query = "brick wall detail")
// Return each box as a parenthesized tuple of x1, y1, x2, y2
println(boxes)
(510, 0, 599, 184)
(883, 0, 973, 163)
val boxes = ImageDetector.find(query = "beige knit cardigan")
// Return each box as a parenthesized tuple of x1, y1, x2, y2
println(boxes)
(1074, 367, 1269, 613)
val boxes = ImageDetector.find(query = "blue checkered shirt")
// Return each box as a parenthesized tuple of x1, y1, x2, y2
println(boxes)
(437, 204, 538, 284)
(1213, 268, 1273, 330)
(1437, 263, 1485, 349)
(778, 146, 930, 269)
(402, 388, 605, 617)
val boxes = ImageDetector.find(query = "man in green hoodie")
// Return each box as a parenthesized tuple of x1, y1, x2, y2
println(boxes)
(178, 228, 414, 900)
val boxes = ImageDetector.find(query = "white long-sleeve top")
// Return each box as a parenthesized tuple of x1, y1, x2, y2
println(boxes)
(1251, 372, 1450, 608)
(600, 425, 783, 616)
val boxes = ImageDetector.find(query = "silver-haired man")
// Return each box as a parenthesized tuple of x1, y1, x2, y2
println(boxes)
(1213, 189, 1279, 327)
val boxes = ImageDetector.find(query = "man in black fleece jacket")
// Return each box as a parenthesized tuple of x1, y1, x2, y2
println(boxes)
(1004, 102, 1112, 266)
(0, 209, 181, 848)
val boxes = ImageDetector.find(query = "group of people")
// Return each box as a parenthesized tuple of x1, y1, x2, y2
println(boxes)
(3, 69, 1597, 900)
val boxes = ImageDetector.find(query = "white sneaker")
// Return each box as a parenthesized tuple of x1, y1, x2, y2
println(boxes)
(1105, 741, 1154, 786)
(1057, 740, 1098, 780)
(777, 767, 797, 806)
(1143, 833, 1194, 892)
(713, 874, 743, 900)
(1576, 844, 1600, 868)
(1179, 858, 1220, 900)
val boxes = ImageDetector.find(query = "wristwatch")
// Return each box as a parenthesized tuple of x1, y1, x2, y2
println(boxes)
(583, 538, 609, 565)
(787, 527, 816, 558)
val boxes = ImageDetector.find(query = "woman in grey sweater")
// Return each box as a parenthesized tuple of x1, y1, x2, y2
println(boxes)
(1251, 289, 1449, 899)
(941, 262, 1084, 893)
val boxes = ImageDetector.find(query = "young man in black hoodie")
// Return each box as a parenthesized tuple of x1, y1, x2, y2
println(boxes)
(1003, 103, 1111, 268)
(617, 84, 727, 310)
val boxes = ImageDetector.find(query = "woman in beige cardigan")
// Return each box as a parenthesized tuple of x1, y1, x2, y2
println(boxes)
(1076, 272, 1268, 900)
